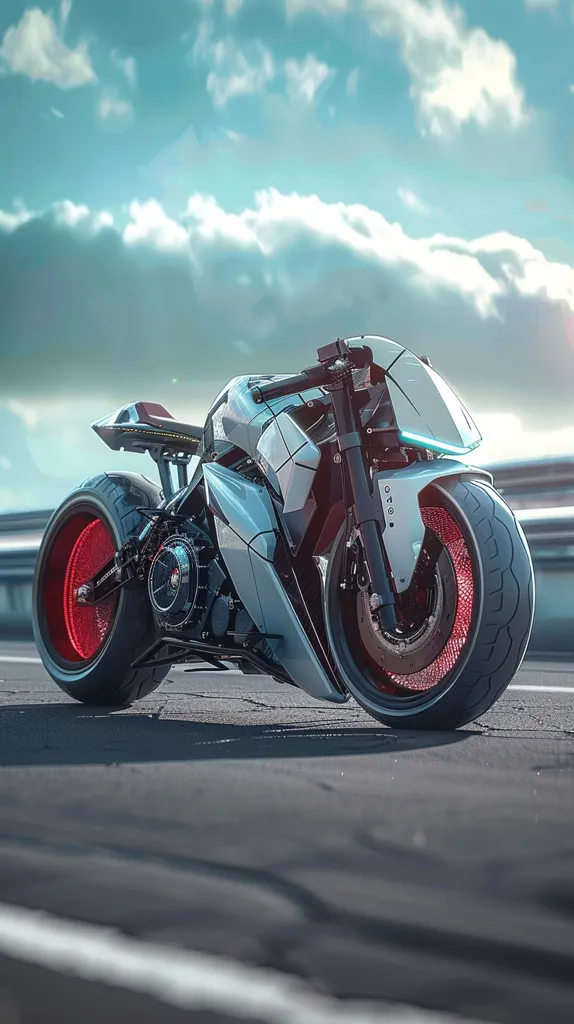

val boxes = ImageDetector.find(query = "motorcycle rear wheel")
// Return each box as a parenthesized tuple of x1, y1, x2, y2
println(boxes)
(33, 472, 169, 706)
(324, 478, 535, 731)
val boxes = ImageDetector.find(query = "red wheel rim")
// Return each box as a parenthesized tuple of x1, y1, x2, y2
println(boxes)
(63, 519, 116, 659)
(42, 512, 118, 663)
(383, 505, 475, 693)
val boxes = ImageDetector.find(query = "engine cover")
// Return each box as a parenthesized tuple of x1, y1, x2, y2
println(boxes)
(148, 535, 202, 629)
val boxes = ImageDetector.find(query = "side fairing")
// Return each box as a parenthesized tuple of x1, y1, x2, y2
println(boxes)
(202, 462, 343, 703)
(201, 375, 324, 515)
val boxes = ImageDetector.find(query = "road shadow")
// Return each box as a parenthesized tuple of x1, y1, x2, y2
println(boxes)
(0, 703, 473, 767)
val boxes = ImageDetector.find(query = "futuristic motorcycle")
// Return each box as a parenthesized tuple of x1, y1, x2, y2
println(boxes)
(32, 336, 535, 730)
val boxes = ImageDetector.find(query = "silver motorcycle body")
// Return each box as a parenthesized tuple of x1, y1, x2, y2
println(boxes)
(39, 334, 533, 731)
(186, 337, 490, 704)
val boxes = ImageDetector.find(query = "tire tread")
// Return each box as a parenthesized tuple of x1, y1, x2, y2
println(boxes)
(359, 478, 535, 730)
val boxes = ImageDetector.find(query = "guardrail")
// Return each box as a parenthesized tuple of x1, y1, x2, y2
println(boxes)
(488, 456, 574, 510)
(2, 459, 574, 655)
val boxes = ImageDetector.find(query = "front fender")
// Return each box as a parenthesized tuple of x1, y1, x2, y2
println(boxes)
(374, 459, 493, 593)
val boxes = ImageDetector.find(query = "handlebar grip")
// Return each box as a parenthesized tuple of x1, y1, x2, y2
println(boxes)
(251, 372, 315, 405)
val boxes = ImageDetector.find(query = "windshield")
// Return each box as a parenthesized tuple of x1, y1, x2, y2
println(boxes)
(347, 334, 481, 454)
(347, 335, 406, 373)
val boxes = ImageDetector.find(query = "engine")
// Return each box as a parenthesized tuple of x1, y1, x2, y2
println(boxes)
(147, 530, 213, 631)
(146, 521, 259, 653)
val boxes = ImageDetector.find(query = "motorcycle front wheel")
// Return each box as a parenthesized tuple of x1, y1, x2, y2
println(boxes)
(324, 477, 535, 731)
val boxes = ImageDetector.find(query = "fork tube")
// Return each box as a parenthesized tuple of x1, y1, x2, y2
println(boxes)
(327, 375, 398, 631)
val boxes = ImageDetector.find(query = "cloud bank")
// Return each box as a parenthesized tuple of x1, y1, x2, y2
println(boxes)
(1, 188, 573, 425)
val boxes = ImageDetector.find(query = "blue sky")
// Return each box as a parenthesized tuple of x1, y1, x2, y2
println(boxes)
(1, 0, 574, 510)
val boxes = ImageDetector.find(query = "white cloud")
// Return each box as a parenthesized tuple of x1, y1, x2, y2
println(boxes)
(286, 0, 349, 15)
(523, 0, 557, 8)
(60, 0, 72, 30)
(117, 188, 574, 326)
(2, 189, 574, 450)
(50, 106, 64, 118)
(205, 37, 275, 107)
(5, 191, 574, 325)
(40, 199, 114, 232)
(363, 0, 527, 137)
(397, 186, 430, 215)
(0, 6, 96, 89)
(224, 0, 245, 14)
(0, 207, 31, 232)
(346, 68, 359, 95)
(180, 189, 499, 315)
(284, 54, 334, 103)
(97, 93, 133, 126)
(124, 200, 189, 251)
(0, 456, 11, 471)
(111, 51, 137, 88)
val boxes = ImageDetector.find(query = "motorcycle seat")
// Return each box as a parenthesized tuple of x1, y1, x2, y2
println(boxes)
(135, 403, 203, 448)
(92, 401, 203, 457)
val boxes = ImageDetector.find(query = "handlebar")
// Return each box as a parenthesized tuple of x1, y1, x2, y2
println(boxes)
(251, 365, 328, 405)
(251, 343, 374, 405)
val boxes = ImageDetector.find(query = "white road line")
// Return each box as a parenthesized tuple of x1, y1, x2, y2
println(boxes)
(0, 901, 480, 1024)
(0, 656, 573, 694)
(509, 684, 574, 694)
(0, 656, 41, 665)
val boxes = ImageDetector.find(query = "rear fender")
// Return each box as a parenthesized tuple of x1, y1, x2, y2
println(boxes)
(374, 459, 493, 593)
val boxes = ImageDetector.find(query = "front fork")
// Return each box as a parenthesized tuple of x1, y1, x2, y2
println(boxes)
(319, 341, 398, 632)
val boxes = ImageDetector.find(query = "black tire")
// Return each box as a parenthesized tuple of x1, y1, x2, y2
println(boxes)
(324, 477, 535, 731)
(32, 472, 170, 706)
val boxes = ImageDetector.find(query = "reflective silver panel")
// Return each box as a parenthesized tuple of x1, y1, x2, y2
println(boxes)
(212, 519, 266, 631)
(221, 376, 308, 462)
(375, 459, 493, 593)
(247, 548, 343, 701)
(203, 462, 277, 549)
(256, 420, 291, 471)
(255, 411, 321, 514)
(276, 461, 317, 515)
(203, 461, 342, 702)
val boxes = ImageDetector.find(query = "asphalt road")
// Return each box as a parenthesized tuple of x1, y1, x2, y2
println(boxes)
(0, 641, 573, 1024)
